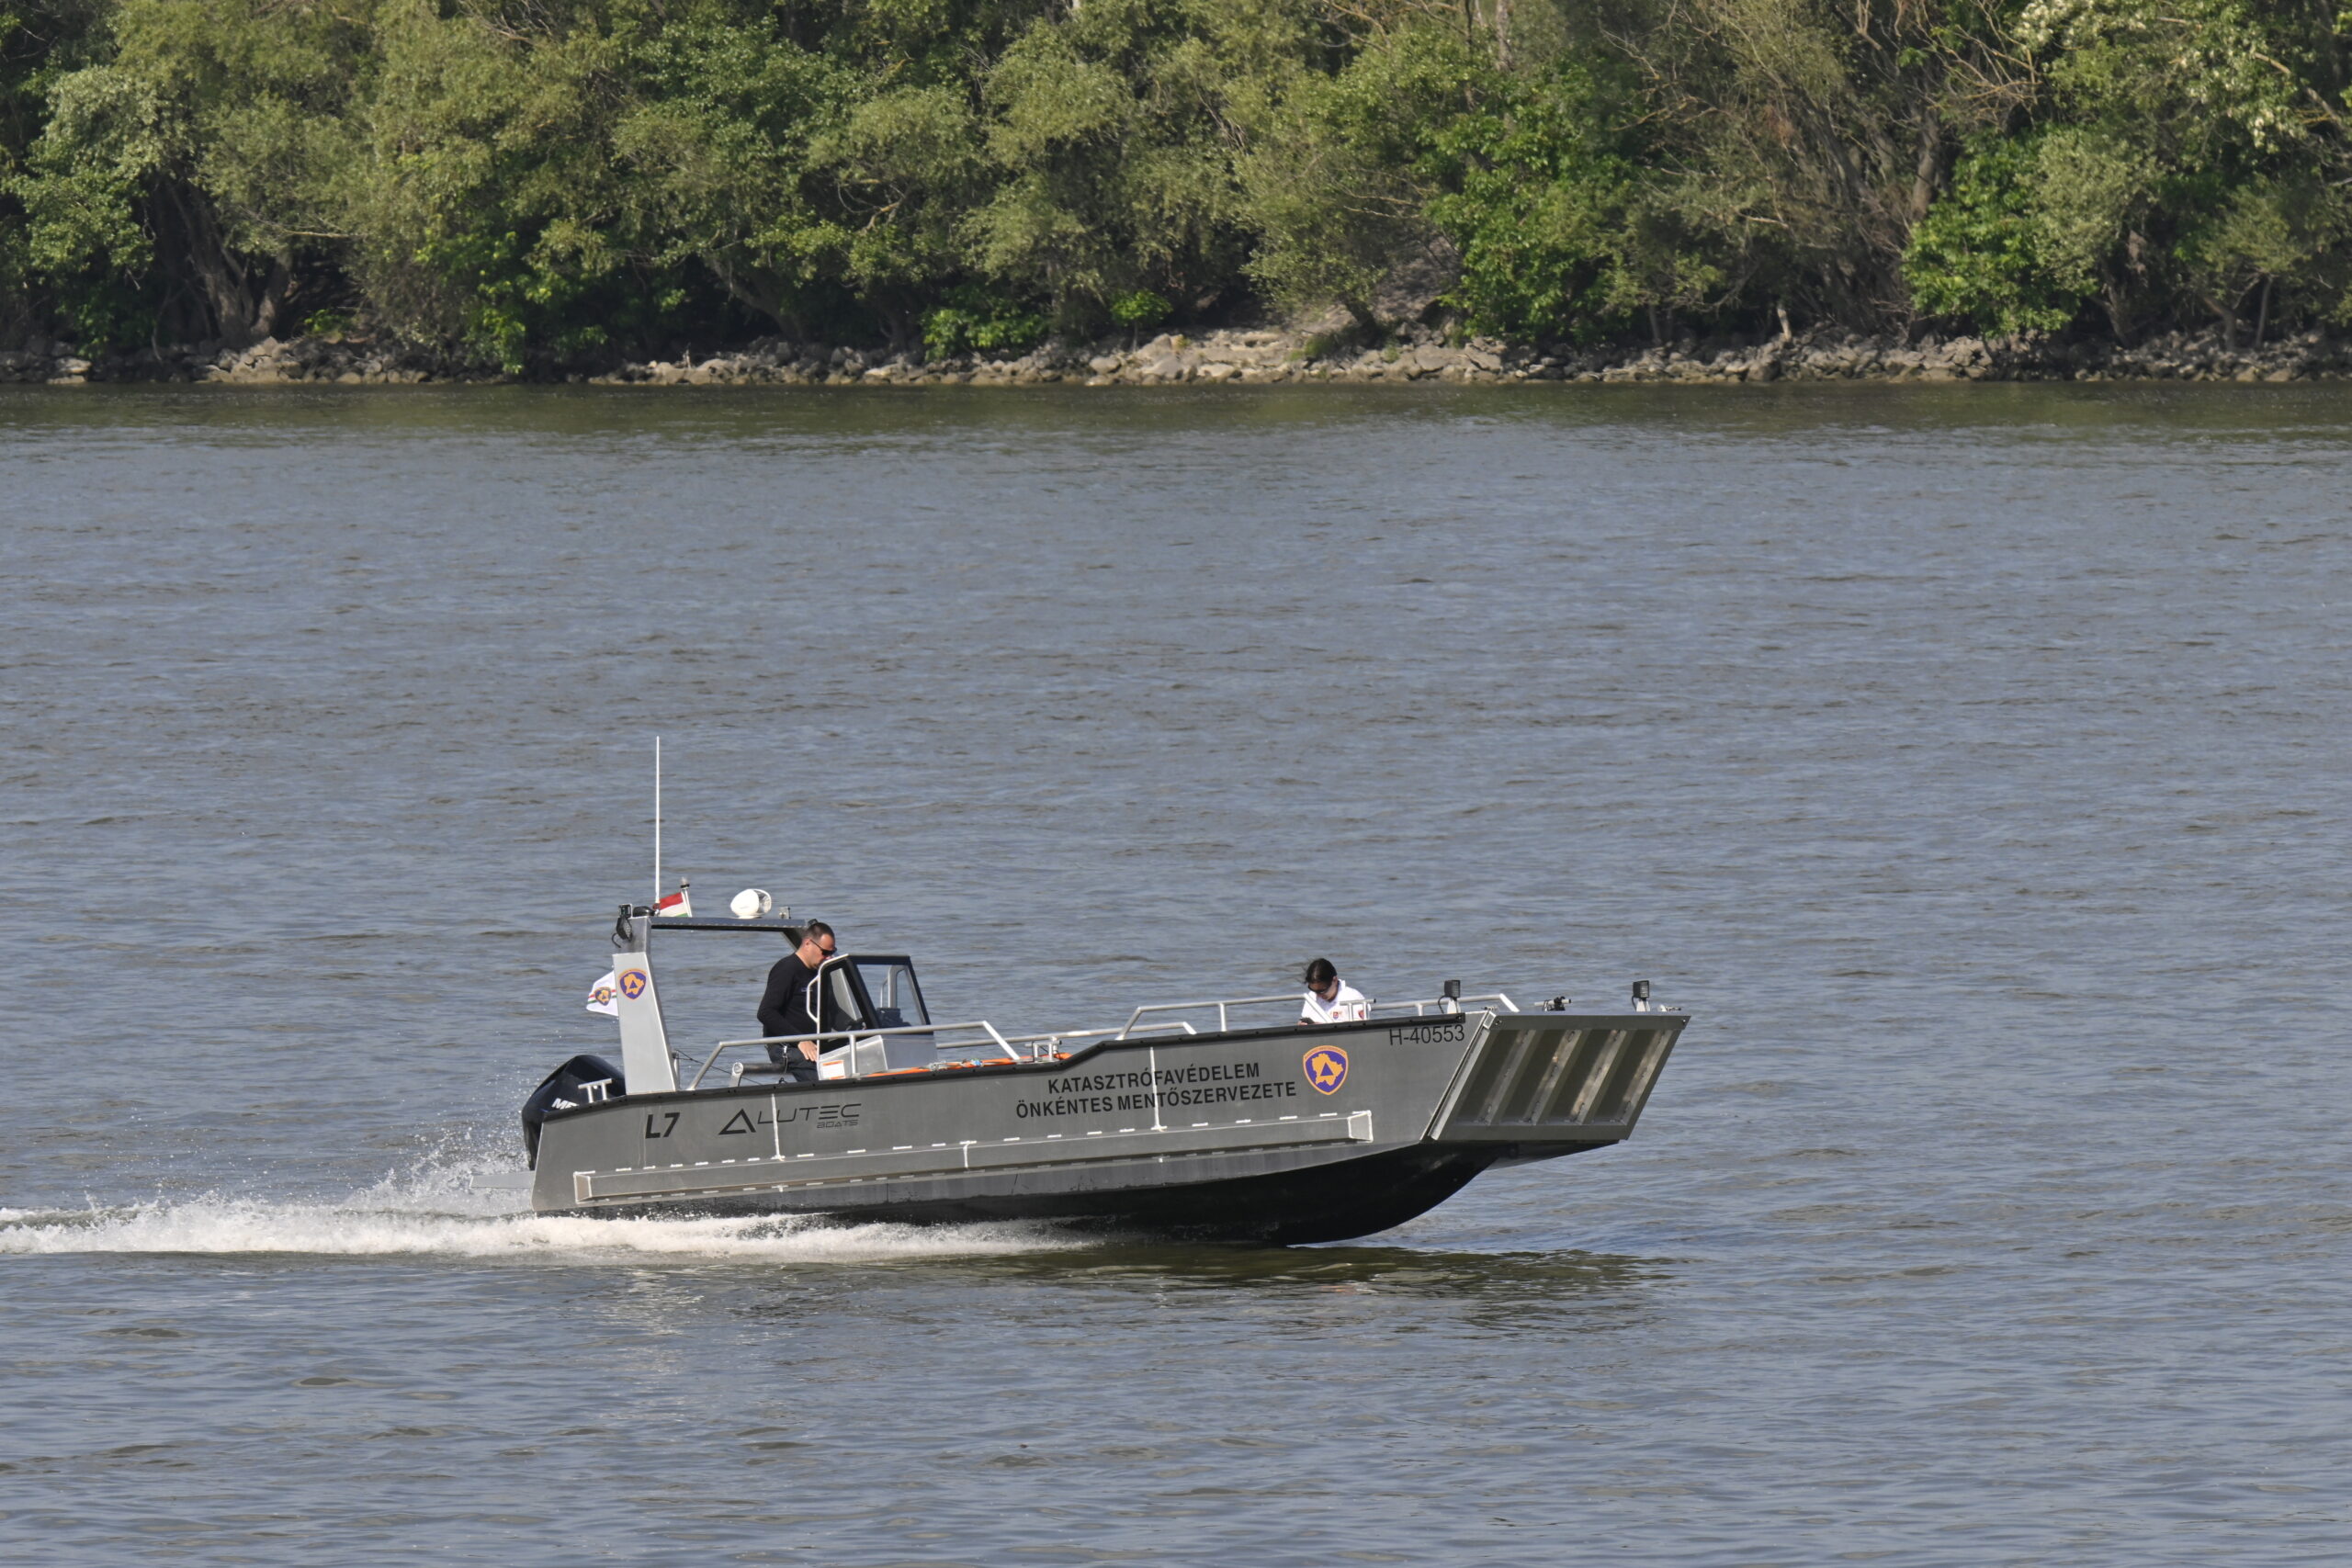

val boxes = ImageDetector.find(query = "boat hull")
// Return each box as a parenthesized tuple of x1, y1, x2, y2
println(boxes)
(603, 1145, 1512, 1246)
(529, 1009, 1685, 1244)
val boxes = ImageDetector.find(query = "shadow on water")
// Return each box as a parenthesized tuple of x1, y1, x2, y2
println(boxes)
(716, 1235, 1688, 1337)
(692, 1234, 1672, 1337)
(964, 1236, 1666, 1303)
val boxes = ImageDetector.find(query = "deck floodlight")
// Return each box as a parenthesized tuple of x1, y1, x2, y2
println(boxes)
(1545, 996, 1568, 1011)
(1631, 979, 1651, 1010)
(1442, 978, 1462, 1001)
(730, 887, 775, 920)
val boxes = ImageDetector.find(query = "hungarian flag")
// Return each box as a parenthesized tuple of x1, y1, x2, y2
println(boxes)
(585, 971, 619, 1016)
(655, 885, 692, 919)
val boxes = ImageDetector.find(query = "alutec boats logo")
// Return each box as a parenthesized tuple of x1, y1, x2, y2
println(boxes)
(1303, 1045, 1349, 1095)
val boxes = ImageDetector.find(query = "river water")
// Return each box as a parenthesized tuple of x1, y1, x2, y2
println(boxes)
(2, 383, 2346, 1564)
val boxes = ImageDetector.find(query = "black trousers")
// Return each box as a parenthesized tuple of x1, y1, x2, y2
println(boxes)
(765, 1043, 819, 1084)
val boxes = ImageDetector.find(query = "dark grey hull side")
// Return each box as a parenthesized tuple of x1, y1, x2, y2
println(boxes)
(601, 1144, 1556, 1246)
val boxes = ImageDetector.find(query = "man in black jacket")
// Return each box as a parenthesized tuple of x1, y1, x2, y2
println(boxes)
(756, 921, 836, 1082)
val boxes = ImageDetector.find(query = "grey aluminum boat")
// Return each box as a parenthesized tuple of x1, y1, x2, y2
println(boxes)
(517, 907, 1690, 1245)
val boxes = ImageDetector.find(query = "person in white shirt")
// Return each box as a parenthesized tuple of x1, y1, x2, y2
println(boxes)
(1298, 957, 1368, 1024)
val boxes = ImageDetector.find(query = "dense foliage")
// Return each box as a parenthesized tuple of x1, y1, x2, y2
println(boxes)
(4, 0, 2349, 363)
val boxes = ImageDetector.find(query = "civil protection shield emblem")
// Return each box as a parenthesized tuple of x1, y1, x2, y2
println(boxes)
(1303, 1044, 1349, 1095)
(618, 970, 650, 999)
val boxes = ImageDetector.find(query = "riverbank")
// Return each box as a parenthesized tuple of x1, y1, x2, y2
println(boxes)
(8, 323, 2348, 387)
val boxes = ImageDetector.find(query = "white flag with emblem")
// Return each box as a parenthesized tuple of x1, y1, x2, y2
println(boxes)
(585, 970, 619, 1016)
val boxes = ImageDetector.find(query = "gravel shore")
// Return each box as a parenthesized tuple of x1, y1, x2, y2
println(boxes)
(7, 323, 2347, 387)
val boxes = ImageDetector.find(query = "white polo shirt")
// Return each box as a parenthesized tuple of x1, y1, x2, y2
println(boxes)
(1300, 982, 1368, 1024)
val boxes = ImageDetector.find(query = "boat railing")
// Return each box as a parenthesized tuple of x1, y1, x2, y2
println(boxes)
(1369, 992, 1519, 1017)
(686, 989, 1524, 1089)
(1117, 990, 1521, 1038)
(694, 1019, 1209, 1088)
(1117, 993, 1300, 1039)
(694, 1020, 1016, 1089)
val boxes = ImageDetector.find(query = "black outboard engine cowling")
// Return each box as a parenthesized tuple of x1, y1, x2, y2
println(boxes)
(521, 1054, 625, 1168)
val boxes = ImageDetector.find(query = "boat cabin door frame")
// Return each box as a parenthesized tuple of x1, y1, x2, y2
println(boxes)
(808, 953, 940, 1075)
(610, 912, 680, 1095)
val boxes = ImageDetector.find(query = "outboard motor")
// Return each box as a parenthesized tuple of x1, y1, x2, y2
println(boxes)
(521, 1054, 625, 1168)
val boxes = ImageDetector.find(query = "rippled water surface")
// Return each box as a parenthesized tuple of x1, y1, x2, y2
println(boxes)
(4, 383, 2347, 1564)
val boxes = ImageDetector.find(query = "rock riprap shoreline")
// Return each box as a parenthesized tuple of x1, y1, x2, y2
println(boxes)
(7, 324, 2350, 387)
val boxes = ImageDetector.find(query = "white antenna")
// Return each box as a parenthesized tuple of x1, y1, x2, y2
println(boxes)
(653, 735, 662, 902)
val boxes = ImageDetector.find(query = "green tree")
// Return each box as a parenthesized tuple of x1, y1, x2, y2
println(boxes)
(6, 0, 2350, 357)
(618, 14, 857, 338)
(2017, 0, 2352, 338)
(1602, 0, 2037, 331)
(12, 0, 368, 345)
(967, 2, 1245, 333)
(352, 2, 647, 366)
(1905, 134, 2090, 336)
(1236, 20, 1482, 333)
(1429, 60, 1653, 342)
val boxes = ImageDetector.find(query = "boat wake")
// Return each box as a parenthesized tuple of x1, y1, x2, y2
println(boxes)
(0, 1141, 1080, 1265)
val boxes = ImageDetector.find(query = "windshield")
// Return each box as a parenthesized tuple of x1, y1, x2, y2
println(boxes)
(857, 959, 929, 1029)
(820, 963, 866, 1032)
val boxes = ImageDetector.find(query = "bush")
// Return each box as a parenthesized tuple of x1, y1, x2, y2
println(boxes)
(1109, 288, 1168, 332)
(921, 285, 1046, 358)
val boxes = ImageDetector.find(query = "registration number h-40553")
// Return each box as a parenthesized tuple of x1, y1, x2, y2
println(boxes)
(1387, 1019, 1468, 1046)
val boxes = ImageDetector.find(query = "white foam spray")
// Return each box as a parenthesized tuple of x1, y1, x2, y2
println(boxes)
(0, 1134, 1079, 1265)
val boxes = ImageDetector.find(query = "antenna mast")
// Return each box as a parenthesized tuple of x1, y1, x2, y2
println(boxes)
(653, 735, 662, 902)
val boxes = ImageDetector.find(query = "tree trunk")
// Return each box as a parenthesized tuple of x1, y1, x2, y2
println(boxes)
(706, 254, 791, 335)
(154, 180, 266, 344)
(252, 257, 293, 340)
(2102, 278, 2133, 346)
(1908, 111, 1944, 222)
(2203, 292, 2238, 351)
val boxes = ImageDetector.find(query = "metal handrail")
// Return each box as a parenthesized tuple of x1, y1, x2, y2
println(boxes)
(1119, 993, 1299, 1039)
(686, 991, 1527, 1089)
(1368, 992, 1518, 1017)
(1115, 991, 1519, 1035)
(984, 1021, 1193, 1055)
(693, 1019, 1013, 1089)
